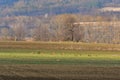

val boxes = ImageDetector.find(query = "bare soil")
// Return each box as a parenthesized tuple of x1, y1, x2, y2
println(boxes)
(0, 65, 120, 80)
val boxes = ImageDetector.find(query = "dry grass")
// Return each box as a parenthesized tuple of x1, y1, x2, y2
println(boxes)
(0, 41, 119, 51)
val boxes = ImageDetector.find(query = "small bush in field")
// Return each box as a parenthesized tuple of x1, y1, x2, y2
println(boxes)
(88, 54, 91, 57)
(36, 51, 41, 54)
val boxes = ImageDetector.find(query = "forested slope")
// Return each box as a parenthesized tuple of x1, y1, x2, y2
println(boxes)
(0, 0, 120, 16)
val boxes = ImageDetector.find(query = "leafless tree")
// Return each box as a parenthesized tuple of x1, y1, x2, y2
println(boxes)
(51, 14, 79, 41)
(1, 28, 9, 40)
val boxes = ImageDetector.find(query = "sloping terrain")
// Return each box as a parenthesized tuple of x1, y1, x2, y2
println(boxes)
(0, 0, 120, 16)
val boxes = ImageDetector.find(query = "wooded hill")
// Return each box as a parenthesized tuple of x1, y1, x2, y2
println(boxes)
(0, 0, 120, 17)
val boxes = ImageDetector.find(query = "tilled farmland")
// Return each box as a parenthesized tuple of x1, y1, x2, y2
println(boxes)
(0, 65, 120, 80)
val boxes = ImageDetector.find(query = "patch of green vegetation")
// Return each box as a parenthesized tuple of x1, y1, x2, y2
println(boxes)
(0, 49, 119, 66)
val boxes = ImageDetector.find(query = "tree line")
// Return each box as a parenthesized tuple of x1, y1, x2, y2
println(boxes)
(0, 14, 119, 44)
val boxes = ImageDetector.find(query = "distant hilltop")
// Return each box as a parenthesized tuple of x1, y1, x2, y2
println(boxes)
(100, 7, 120, 12)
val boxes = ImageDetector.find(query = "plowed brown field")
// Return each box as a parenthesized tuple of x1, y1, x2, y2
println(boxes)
(0, 65, 120, 80)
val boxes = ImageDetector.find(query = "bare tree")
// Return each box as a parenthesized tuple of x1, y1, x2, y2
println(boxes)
(33, 24, 42, 41)
(51, 14, 79, 41)
(10, 20, 27, 41)
(1, 28, 9, 40)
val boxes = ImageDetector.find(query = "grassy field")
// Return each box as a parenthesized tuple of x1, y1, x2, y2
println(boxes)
(0, 50, 120, 66)
(0, 41, 120, 80)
